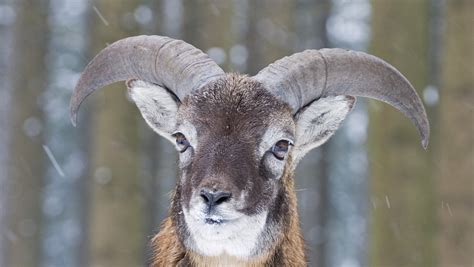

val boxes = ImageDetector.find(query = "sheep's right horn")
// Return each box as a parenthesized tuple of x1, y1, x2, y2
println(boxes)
(254, 49, 430, 148)
(70, 35, 225, 126)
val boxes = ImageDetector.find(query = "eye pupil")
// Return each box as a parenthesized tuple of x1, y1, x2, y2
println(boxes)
(275, 141, 289, 151)
(173, 132, 190, 153)
(271, 140, 293, 160)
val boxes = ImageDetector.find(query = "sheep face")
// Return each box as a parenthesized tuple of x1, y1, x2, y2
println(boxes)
(129, 75, 295, 257)
(127, 74, 355, 258)
(174, 76, 294, 257)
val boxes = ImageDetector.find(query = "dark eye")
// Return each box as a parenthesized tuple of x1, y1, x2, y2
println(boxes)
(173, 132, 190, 153)
(271, 140, 293, 160)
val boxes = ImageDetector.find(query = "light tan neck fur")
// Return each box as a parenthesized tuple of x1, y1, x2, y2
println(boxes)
(188, 251, 270, 267)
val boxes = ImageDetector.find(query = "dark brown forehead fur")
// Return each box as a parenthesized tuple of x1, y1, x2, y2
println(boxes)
(181, 73, 292, 135)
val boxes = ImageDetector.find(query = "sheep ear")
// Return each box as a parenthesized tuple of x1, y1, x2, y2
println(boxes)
(127, 79, 179, 143)
(293, 95, 356, 163)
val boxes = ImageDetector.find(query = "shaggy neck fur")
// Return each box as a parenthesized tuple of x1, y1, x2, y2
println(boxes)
(150, 166, 306, 266)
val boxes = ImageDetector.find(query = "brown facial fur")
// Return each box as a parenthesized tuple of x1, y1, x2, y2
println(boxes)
(151, 74, 307, 266)
(178, 75, 293, 214)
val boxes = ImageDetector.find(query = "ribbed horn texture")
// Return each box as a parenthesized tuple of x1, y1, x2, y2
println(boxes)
(254, 48, 430, 148)
(70, 35, 225, 126)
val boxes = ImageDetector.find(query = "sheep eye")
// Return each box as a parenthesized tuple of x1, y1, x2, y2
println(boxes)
(173, 132, 190, 153)
(271, 140, 293, 160)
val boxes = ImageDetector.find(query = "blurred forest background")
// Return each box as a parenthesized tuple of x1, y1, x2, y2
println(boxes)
(0, 0, 472, 266)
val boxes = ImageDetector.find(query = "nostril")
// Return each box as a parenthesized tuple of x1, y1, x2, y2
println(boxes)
(214, 192, 231, 205)
(200, 190, 211, 203)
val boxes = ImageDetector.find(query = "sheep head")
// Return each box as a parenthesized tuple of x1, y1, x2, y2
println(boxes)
(70, 35, 429, 260)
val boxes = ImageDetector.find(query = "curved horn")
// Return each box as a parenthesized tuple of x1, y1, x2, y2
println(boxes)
(254, 48, 430, 148)
(70, 35, 225, 126)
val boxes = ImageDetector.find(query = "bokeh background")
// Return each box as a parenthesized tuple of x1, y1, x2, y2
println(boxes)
(0, 0, 472, 266)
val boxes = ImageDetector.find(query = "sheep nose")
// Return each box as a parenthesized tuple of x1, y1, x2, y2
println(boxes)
(200, 189, 231, 211)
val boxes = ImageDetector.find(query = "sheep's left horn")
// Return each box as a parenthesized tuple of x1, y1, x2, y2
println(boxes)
(254, 48, 430, 148)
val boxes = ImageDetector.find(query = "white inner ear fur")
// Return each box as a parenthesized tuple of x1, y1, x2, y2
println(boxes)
(293, 95, 356, 164)
(127, 79, 179, 143)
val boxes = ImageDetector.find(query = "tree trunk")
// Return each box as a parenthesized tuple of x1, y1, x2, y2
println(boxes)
(246, 0, 295, 75)
(437, 0, 474, 265)
(183, 0, 235, 70)
(87, 1, 145, 266)
(0, 1, 15, 265)
(4, 0, 50, 266)
(369, 1, 435, 266)
(39, 1, 91, 266)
